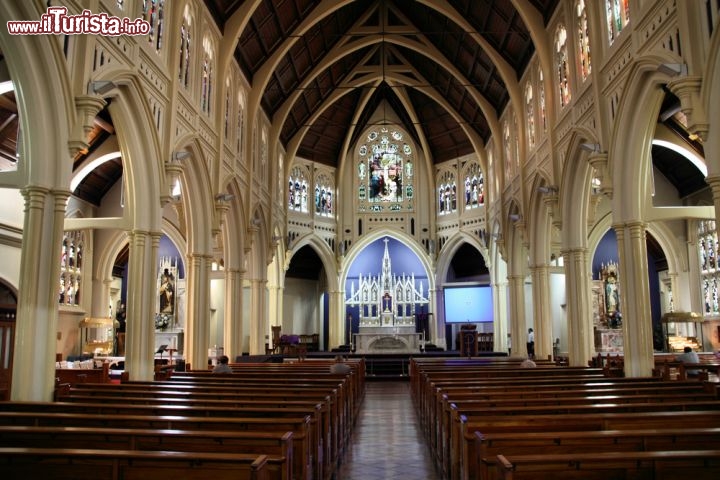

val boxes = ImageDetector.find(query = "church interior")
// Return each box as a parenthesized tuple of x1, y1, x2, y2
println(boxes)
(0, 0, 718, 406)
(1, 1, 720, 478)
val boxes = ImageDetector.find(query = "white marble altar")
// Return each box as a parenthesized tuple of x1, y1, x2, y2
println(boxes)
(353, 331, 424, 353)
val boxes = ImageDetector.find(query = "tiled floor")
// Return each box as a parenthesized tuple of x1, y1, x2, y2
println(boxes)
(334, 380, 440, 480)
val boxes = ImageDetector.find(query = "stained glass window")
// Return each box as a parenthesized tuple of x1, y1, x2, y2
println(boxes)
(201, 38, 213, 115)
(357, 127, 414, 212)
(538, 68, 547, 132)
(525, 83, 535, 148)
(503, 121, 512, 181)
(577, 0, 592, 80)
(606, 0, 630, 45)
(288, 166, 309, 213)
(142, 0, 164, 51)
(315, 174, 333, 217)
(178, 17, 191, 88)
(699, 220, 720, 315)
(438, 171, 456, 215)
(236, 94, 244, 154)
(555, 25, 571, 107)
(464, 162, 484, 209)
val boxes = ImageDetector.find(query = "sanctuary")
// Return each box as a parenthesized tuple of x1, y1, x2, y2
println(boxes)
(346, 238, 428, 353)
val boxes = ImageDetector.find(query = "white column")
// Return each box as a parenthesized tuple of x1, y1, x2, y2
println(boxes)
(428, 288, 440, 346)
(562, 247, 594, 366)
(124, 231, 160, 381)
(507, 274, 526, 357)
(249, 279, 267, 354)
(530, 264, 553, 360)
(12, 188, 68, 401)
(267, 284, 283, 331)
(615, 222, 655, 377)
(223, 268, 244, 359)
(185, 253, 212, 370)
(327, 289, 343, 349)
(492, 280, 508, 352)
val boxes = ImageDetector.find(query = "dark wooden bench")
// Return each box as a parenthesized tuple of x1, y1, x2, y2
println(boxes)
(0, 447, 273, 480)
(0, 425, 293, 480)
(54, 362, 109, 384)
(474, 427, 720, 480)
(492, 449, 720, 480)
(0, 411, 313, 480)
(458, 410, 720, 480)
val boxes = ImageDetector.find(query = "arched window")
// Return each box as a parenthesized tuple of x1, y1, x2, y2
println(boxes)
(513, 113, 520, 172)
(538, 68, 547, 132)
(437, 171, 456, 215)
(201, 38, 214, 115)
(178, 13, 191, 89)
(357, 127, 414, 212)
(577, 0, 592, 80)
(464, 162, 484, 209)
(315, 174, 334, 217)
(503, 121, 512, 181)
(224, 79, 231, 139)
(288, 166, 309, 213)
(141, 0, 164, 51)
(59, 231, 85, 307)
(555, 25, 571, 108)
(606, 0, 630, 45)
(699, 220, 720, 315)
(488, 147, 497, 201)
(236, 93, 245, 155)
(525, 83, 535, 149)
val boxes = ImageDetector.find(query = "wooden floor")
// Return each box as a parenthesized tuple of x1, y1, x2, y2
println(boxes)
(335, 379, 439, 479)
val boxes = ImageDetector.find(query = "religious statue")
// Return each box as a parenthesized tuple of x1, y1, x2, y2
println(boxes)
(159, 268, 175, 314)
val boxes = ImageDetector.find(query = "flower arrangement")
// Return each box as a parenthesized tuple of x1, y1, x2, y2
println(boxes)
(155, 313, 172, 331)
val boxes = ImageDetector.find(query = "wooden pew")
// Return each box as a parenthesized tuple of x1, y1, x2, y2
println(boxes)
(54, 362, 109, 385)
(459, 410, 720, 480)
(0, 411, 313, 480)
(474, 427, 720, 480)
(0, 425, 293, 480)
(62, 382, 344, 472)
(493, 449, 720, 480)
(57, 393, 333, 478)
(0, 447, 272, 480)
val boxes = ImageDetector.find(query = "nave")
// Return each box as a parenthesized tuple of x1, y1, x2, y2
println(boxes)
(335, 380, 439, 480)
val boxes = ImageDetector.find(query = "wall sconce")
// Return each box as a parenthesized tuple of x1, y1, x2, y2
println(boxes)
(537, 186, 558, 194)
(215, 193, 234, 202)
(509, 214, 522, 222)
(580, 143, 601, 153)
(90, 80, 116, 95)
(172, 151, 191, 162)
(657, 63, 687, 77)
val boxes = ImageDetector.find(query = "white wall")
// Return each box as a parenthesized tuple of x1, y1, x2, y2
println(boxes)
(0, 187, 23, 228)
(282, 277, 321, 334)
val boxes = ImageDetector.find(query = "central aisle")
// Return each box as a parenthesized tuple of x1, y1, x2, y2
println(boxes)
(335, 380, 440, 479)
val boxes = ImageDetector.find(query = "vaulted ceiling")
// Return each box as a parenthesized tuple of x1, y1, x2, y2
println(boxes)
(204, 0, 560, 165)
(0, 1, 707, 208)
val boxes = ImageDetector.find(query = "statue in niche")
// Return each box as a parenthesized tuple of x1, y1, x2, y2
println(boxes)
(159, 268, 175, 314)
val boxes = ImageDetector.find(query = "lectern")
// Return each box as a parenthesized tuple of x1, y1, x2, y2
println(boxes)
(459, 324, 478, 357)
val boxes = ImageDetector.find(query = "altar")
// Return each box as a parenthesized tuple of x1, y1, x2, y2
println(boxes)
(354, 326, 424, 353)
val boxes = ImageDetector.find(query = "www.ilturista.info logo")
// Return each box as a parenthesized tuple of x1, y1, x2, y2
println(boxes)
(7, 6, 151, 36)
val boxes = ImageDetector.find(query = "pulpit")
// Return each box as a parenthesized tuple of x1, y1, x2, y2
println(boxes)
(458, 324, 478, 357)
